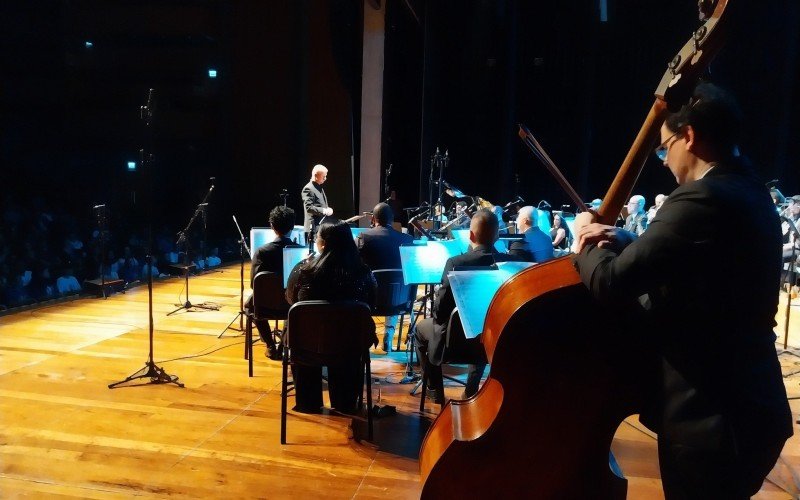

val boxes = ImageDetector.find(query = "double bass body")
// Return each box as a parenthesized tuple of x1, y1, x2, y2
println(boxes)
(419, 257, 649, 498)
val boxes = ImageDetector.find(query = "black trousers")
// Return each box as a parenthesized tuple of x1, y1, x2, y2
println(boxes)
(416, 317, 486, 399)
(245, 296, 277, 349)
(292, 361, 362, 412)
(658, 437, 784, 499)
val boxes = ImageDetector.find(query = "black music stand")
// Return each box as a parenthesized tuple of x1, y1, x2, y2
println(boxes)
(394, 241, 460, 387)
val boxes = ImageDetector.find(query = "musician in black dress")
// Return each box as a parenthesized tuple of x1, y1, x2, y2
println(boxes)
(286, 221, 377, 413)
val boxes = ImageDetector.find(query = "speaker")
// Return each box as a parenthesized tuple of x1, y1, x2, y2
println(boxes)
(83, 278, 125, 297)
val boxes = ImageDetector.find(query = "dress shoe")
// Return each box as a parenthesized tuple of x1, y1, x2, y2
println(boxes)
(266, 345, 283, 361)
(426, 387, 445, 405)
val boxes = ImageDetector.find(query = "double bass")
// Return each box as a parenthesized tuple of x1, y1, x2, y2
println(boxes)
(419, 2, 737, 497)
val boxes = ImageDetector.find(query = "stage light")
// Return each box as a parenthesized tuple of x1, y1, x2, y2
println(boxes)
(85, 41, 93, 48)
(208, 69, 217, 78)
(127, 161, 136, 171)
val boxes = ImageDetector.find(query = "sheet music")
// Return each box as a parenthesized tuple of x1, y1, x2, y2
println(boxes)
(282, 246, 308, 288)
(251, 226, 306, 250)
(350, 227, 368, 240)
(448, 261, 534, 338)
(399, 240, 463, 285)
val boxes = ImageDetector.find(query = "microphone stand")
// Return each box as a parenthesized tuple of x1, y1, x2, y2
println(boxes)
(167, 179, 217, 315)
(110, 88, 182, 388)
(220, 215, 251, 337)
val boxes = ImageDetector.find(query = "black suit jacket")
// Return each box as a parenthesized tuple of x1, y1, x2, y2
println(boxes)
(357, 225, 413, 270)
(574, 159, 792, 451)
(421, 244, 517, 365)
(250, 236, 295, 287)
(301, 181, 328, 231)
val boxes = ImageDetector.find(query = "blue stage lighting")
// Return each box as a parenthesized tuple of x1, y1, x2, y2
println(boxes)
(85, 41, 93, 48)
(208, 69, 217, 78)
(127, 161, 136, 171)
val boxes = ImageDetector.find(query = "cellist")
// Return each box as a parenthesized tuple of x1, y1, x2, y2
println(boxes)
(572, 82, 792, 497)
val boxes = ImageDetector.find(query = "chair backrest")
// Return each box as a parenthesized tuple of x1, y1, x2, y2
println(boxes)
(286, 300, 375, 366)
(445, 308, 488, 364)
(371, 269, 415, 316)
(253, 271, 290, 319)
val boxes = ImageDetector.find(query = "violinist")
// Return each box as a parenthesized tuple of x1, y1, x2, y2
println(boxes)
(572, 82, 792, 497)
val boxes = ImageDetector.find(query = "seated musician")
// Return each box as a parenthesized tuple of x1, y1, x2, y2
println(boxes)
(622, 194, 648, 235)
(248, 205, 297, 360)
(285, 221, 377, 414)
(508, 205, 554, 263)
(356, 202, 413, 352)
(550, 212, 572, 255)
(415, 208, 517, 404)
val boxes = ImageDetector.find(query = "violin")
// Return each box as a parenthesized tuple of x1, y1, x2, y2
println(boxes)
(418, 2, 737, 497)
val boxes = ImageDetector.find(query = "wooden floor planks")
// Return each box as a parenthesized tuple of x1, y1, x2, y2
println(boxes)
(0, 264, 798, 499)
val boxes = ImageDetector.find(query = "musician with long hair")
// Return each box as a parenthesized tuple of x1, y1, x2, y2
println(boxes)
(572, 82, 792, 497)
(285, 220, 377, 413)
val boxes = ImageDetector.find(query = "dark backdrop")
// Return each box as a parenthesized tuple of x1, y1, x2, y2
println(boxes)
(2, 0, 798, 247)
(383, 0, 800, 212)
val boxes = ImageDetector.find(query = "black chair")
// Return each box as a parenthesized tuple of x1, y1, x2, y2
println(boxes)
(280, 300, 375, 444)
(371, 269, 416, 350)
(245, 271, 290, 376)
(419, 307, 488, 411)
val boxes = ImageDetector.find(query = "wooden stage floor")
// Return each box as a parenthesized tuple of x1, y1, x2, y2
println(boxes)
(1, 263, 798, 499)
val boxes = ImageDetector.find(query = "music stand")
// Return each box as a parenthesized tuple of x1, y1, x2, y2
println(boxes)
(448, 262, 533, 339)
(396, 241, 462, 386)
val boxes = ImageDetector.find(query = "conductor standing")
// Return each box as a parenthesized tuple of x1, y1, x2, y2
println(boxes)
(302, 164, 333, 244)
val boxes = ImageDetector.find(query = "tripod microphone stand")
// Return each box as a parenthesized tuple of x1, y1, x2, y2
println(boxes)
(220, 215, 251, 337)
(167, 179, 218, 316)
(109, 88, 182, 389)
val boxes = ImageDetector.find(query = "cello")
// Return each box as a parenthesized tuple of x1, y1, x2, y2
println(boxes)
(418, 1, 737, 497)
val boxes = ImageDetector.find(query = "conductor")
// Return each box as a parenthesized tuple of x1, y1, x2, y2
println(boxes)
(302, 164, 333, 243)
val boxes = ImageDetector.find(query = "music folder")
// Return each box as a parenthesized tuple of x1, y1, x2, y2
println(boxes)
(448, 261, 534, 339)
(282, 246, 308, 288)
(399, 239, 463, 285)
(251, 226, 306, 250)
